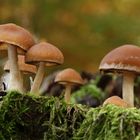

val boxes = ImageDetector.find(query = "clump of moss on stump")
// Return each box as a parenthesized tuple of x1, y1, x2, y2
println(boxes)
(2, 92, 140, 140)
(0, 91, 87, 140)
(74, 104, 140, 140)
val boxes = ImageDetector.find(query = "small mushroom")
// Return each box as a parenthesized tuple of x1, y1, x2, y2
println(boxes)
(25, 42, 64, 94)
(99, 44, 140, 107)
(4, 55, 37, 74)
(55, 68, 84, 104)
(103, 96, 131, 108)
(4, 55, 37, 91)
(0, 23, 35, 93)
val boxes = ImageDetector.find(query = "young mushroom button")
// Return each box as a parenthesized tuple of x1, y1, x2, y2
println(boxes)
(0, 23, 35, 93)
(25, 42, 64, 94)
(55, 68, 84, 104)
(99, 44, 140, 107)
(103, 96, 131, 108)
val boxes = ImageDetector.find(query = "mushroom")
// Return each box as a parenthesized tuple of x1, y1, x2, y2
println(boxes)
(4, 55, 37, 91)
(25, 42, 64, 94)
(0, 23, 35, 93)
(99, 44, 140, 107)
(103, 96, 131, 108)
(4, 55, 37, 74)
(54, 68, 84, 104)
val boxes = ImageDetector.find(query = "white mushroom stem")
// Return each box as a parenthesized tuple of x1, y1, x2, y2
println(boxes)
(31, 62, 45, 94)
(29, 76, 34, 87)
(8, 45, 24, 93)
(20, 72, 24, 87)
(122, 73, 135, 107)
(64, 85, 72, 104)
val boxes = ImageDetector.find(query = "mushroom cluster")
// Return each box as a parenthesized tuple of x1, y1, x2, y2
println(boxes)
(0, 23, 65, 94)
(2, 23, 138, 107)
(0, 23, 83, 103)
(0, 23, 35, 93)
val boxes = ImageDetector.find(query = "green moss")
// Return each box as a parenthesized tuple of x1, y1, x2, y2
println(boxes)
(71, 81, 104, 104)
(2, 91, 140, 140)
(0, 91, 87, 140)
(74, 104, 140, 140)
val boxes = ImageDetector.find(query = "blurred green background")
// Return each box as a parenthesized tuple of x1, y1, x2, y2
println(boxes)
(0, 0, 140, 73)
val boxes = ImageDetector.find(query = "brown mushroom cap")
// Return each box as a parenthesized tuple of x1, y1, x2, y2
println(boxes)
(0, 43, 25, 54)
(4, 55, 37, 74)
(25, 42, 64, 66)
(55, 68, 84, 85)
(99, 44, 140, 74)
(103, 96, 131, 108)
(0, 23, 35, 53)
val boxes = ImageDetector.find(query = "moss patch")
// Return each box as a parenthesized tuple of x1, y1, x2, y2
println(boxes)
(74, 104, 140, 140)
(0, 91, 87, 140)
(2, 91, 140, 140)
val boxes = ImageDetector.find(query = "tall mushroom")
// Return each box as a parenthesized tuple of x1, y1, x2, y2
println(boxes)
(99, 44, 140, 107)
(0, 23, 35, 93)
(25, 42, 64, 94)
(54, 68, 84, 104)
(4, 55, 37, 91)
